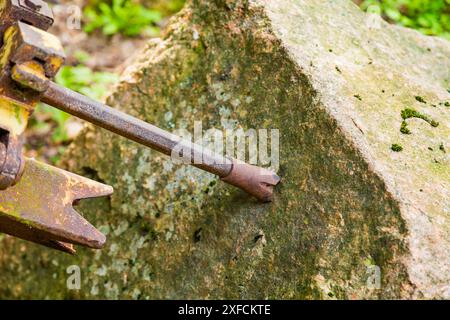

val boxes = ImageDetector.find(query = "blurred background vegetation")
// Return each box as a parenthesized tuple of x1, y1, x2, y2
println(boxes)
(27, 0, 449, 163)
(83, 0, 185, 36)
(357, 0, 449, 40)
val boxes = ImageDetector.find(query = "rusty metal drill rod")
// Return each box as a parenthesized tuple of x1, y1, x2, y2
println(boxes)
(40, 81, 280, 202)
(42, 82, 231, 176)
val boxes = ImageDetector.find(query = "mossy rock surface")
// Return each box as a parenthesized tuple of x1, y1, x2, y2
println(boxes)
(0, 0, 449, 299)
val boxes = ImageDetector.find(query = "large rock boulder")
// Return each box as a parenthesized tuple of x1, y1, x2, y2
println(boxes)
(0, 0, 448, 299)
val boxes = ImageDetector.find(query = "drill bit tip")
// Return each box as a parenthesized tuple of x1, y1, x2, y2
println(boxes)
(221, 161, 281, 203)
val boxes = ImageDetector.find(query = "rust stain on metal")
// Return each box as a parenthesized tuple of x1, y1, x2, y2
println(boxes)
(0, 0, 114, 253)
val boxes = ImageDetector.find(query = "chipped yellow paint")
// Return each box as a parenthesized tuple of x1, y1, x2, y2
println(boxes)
(0, 96, 30, 135)
(48, 55, 64, 73)
(0, 26, 17, 69)
(14, 60, 46, 78)
(11, 60, 48, 89)
(0, 25, 35, 135)
(0, 0, 6, 14)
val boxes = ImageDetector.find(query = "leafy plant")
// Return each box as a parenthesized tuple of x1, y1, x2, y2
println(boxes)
(55, 65, 120, 101)
(359, 0, 450, 40)
(84, 0, 163, 36)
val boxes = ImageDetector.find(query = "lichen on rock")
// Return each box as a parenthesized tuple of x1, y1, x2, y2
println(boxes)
(0, 0, 448, 299)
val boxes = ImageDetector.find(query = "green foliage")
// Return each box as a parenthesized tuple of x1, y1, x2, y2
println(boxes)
(359, 0, 450, 40)
(55, 65, 120, 101)
(36, 104, 71, 144)
(84, 0, 163, 37)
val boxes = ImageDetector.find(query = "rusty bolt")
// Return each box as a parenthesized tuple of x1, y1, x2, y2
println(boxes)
(0, 0, 54, 48)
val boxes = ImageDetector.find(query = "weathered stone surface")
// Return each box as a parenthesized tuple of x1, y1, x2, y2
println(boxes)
(0, 0, 448, 299)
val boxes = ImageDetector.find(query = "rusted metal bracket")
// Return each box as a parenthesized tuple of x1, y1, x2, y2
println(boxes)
(0, 0, 107, 253)
(0, 0, 64, 191)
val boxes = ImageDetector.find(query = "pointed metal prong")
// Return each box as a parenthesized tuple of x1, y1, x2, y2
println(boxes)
(0, 158, 113, 252)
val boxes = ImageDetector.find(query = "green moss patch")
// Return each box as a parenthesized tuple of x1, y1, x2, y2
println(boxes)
(400, 108, 439, 133)
(391, 144, 403, 152)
